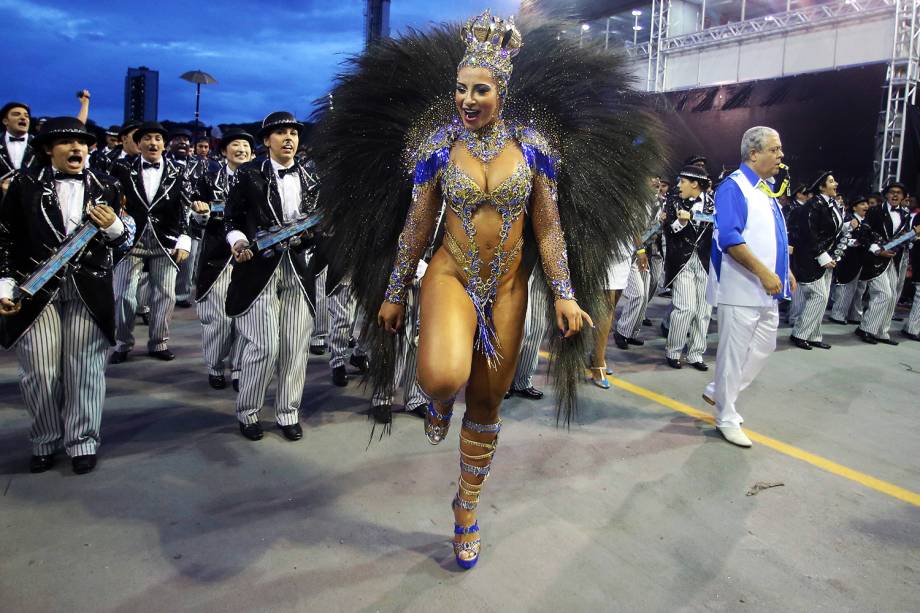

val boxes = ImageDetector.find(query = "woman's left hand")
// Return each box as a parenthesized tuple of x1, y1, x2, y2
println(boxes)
(555, 298, 594, 339)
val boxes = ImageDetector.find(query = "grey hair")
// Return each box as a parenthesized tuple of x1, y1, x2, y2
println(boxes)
(740, 126, 779, 161)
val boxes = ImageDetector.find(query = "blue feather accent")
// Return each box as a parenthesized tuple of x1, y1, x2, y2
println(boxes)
(468, 289, 502, 368)
(413, 147, 450, 186)
(521, 143, 557, 181)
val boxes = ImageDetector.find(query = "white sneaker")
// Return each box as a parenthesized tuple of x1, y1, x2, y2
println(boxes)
(717, 426, 752, 448)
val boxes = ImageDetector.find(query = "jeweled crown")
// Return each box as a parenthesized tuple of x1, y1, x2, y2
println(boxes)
(458, 10, 523, 97)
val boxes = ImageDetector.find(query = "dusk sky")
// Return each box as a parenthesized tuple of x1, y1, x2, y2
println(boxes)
(1, 0, 520, 128)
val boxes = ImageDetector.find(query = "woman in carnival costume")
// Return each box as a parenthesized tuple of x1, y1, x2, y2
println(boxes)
(312, 10, 661, 570)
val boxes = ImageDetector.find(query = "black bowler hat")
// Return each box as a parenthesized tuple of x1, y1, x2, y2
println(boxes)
(258, 111, 303, 140)
(219, 128, 255, 151)
(0, 101, 30, 119)
(119, 120, 142, 137)
(849, 195, 868, 208)
(33, 116, 96, 149)
(683, 154, 707, 167)
(883, 181, 906, 195)
(677, 164, 710, 188)
(169, 127, 192, 141)
(132, 121, 169, 143)
(105, 125, 120, 137)
(808, 170, 834, 194)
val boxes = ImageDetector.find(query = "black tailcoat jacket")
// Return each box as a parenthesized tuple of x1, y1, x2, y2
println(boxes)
(223, 159, 318, 318)
(0, 168, 130, 348)
(110, 156, 191, 267)
(662, 192, 713, 287)
(789, 195, 846, 284)
(0, 134, 39, 177)
(193, 163, 236, 301)
(834, 213, 873, 285)
(860, 204, 912, 282)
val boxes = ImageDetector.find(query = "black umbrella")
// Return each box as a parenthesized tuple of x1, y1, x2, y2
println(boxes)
(180, 70, 218, 128)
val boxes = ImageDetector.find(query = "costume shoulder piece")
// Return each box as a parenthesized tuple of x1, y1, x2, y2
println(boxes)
(411, 123, 458, 200)
(510, 123, 558, 182)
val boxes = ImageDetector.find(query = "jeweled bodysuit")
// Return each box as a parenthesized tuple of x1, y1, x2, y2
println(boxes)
(385, 119, 575, 367)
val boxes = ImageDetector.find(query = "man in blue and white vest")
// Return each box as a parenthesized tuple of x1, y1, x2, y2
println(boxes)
(703, 126, 796, 448)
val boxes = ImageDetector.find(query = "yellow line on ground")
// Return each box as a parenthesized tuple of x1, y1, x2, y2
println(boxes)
(543, 351, 920, 507)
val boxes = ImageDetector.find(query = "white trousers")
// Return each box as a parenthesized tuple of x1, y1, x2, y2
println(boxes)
(791, 268, 832, 342)
(234, 255, 313, 426)
(860, 261, 901, 339)
(310, 268, 329, 348)
(905, 283, 920, 335)
(327, 283, 355, 369)
(16, 280, 108, 457)
(616, 261, 650, 338)
(666, 255, 711, 362)
(113, 232, 177, 353)
(705, 303, 778, 428)
(830, 277, 864, 323)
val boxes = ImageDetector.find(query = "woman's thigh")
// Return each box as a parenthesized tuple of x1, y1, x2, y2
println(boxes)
(416, 267, 477, 399)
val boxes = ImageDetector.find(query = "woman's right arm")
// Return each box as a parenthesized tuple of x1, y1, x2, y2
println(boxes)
(383, 181, 441, 305)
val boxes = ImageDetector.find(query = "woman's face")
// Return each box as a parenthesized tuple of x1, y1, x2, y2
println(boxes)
(854, 201, 869, 216)
(455, 66, 500, 131)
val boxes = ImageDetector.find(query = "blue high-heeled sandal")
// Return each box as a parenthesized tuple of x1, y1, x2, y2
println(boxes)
(425, 399, 454, 445)
(451, 418, 501, 570)
(587, 365, 611, 389)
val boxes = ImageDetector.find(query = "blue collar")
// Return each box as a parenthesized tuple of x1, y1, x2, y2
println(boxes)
(740, 163, 777, 192)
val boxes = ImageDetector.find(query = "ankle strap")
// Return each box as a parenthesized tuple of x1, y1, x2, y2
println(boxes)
(427, 402, 453, 420)
(462, 417, 502, 434)
(454, 521, 480, 535)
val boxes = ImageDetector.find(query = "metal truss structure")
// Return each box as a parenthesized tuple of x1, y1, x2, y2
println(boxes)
(628, 0, 897, 64)
(645, 0, 671, 92)
(876, 0, 920, 189)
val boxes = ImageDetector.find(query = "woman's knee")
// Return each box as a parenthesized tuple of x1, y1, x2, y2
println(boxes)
(417, 362, 468, 401)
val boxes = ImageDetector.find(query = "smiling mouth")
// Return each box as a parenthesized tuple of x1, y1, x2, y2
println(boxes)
(462, 108, 481, 121)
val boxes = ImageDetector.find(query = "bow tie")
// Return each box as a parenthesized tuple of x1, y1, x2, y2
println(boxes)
(54, 171, 85, 182)
(142, 161, 161, 170)
(277, 166, 298, 179)
(8, 136, 25, 142)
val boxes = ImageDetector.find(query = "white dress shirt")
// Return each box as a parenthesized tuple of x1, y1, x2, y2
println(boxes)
(271, 158, 302, 222)
(5, 132, 27, 170)
(141, 158, 165, 204)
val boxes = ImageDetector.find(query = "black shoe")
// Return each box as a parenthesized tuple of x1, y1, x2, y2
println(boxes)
(278, 422, 303, 441)
(208, 374, 227, 390)
(348, 336, 356, 349)
(232, 378, 240, 392)
(148, 349, 176, 361)
(642, 318, 653, 327)
(901, 330, 920, 341)
(175, 299, 192, 308)
(811, 341, 832, 350)
(626, 336, 645, 346)
(309, 344, 326, 356)
(29, 454, 54, 473)
(613, 330, 629, 350)
(688, 361, 709, 371)
(371, 404, 392, 425)
(892, 316, 904, 322)
(332, 365, 348, 387)
(504, 389, 512, 399)
(855, 328, 878, 344)
(71, 454, 97, 475)
(790, 336, 812, 350)
(138, 312, 150, 326)
(239, 421, 263, 441)
(846, 319, 861, 325)
(512, 386, 544, 400)
(666, 357, 682, 369)
(828, 317, 848, 325)
(876, 337, 899, 346)
(109, 350, 129, 364)
(349, 353, 369, 374)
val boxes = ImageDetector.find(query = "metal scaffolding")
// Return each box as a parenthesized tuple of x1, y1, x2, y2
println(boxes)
(627, 0, 896, 60)
(645, 0, 671, 92)
(876, 0, 920, 189)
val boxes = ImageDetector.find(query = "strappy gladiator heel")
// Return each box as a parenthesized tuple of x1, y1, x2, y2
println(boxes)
(453, 417, 501, 570)
(424, 396, 456, 445)
(587, 365, 611, 390)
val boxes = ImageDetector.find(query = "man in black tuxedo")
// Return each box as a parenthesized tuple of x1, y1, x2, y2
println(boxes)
(829, 196, 872, 325)
(225, 111, 317, 442)
(0, 117, 130, 475)
(787, 172, 848, 349)
(88, 125, 120, 173)
(856, 182, 920, 344)
(109, 122, 192, 363)
(0, 101, 38, 182)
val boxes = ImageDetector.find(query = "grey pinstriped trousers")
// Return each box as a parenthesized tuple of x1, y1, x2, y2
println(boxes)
(791, 268, 832, 342)
(512, 271, 550, 390)
(16, 278, 108, 457)
(234, 254, 313, 426)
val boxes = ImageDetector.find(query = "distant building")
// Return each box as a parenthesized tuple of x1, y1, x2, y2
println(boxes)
(364, 0, 390, 47)
(124, 66, 159, 123)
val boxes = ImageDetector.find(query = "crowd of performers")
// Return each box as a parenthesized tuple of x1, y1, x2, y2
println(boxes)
(1, 11, 919, 572)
